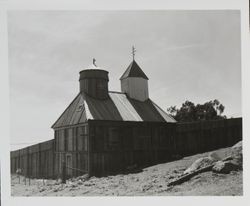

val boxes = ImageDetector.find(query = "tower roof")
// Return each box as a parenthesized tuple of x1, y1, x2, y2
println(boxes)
(120, 60, 149, 80)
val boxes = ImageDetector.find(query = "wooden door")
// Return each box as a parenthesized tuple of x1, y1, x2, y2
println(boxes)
(66, 154, 73, 177)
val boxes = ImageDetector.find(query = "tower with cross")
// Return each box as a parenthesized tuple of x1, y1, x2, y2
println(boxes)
(119, 46, 149, 101)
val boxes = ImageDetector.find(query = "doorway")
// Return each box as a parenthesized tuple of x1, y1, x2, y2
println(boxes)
(66, 154, 73, 177)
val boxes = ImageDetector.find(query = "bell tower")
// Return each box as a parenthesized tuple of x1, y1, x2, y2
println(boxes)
(120, 47, 149, 101)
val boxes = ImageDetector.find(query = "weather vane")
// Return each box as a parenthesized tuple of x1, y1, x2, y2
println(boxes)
(132, 46, 136, 61)
(93, 58, 97, 67)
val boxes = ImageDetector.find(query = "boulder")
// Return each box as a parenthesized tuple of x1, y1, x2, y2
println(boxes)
(232, 141, 242, 154)
(230, 141, 243, 169)
(184, 157, 217, 174)
(212, 160, 239, 174)
(209, 152, 221, 161)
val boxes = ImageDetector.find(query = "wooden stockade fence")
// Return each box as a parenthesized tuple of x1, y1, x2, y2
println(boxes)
(10, 118, 242, 179)
(175, 118, 242, 156)
(11, 139, 55, 179)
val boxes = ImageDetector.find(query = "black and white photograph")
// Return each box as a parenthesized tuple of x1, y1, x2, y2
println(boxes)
(7, 9, 244, 197)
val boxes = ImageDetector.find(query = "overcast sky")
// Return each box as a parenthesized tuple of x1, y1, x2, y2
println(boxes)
(8, 10, 241, 150)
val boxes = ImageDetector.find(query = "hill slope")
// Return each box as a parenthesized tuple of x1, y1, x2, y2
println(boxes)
(11, 146, 243, 196)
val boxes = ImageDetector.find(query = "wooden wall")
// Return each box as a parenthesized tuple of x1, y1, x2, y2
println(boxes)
(54, 124, 89, 178)
(121, 77, 149, 101)
(88, 118, 242, 176)
(88, 120, 176, 176)
(10, 140, 55, 179)
(79, 69, 109, 99)
(10, 118, 242, 179)
(175, 118, 242, 156)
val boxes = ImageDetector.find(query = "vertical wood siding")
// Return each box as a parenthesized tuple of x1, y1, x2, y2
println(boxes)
(10, 118, 242, 179)
(88, 118, 242, 177)
(121, 77, 149, 101)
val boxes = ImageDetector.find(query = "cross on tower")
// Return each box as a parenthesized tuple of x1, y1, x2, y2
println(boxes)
(132, 46, 136, 61)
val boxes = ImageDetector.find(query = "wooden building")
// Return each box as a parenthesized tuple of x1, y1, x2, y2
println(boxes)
(10, 59, 242, 179)
(51, 60, 176, 177)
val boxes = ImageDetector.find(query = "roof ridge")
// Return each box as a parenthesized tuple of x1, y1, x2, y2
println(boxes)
(150, 99, 177, 122)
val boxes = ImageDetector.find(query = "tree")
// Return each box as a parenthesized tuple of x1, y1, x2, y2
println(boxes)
(167, 99, 226, 122)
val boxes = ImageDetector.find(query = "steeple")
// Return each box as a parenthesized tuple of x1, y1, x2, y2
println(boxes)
(120, 60, 148, 80)
(120, 46, 148, 80)
(120, 48, 149, 101)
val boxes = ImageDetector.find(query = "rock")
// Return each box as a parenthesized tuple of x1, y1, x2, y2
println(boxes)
(212, 160, 239, 174)
(184, 157, 217, 174)
(209, 152, 221, 161)
(223, 156, 234, 161)
(230, 141, 243, 169)
(228, 158, 242, 169)
(231, 141, 242, 158)
(84, 182, 95, 187)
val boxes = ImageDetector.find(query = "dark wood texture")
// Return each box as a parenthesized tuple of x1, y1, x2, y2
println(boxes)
(10, 118, 242, 179)
(79, 69, 109, 99)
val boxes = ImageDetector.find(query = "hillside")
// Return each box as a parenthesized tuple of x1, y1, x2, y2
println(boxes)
(11, 145, 243, 196)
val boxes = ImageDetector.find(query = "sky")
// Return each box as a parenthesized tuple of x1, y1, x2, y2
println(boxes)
(8, 10, 241, 150)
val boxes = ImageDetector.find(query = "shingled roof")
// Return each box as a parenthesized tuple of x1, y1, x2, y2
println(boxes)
(52, 92, 176, 129)
(120, 60, 149, 80)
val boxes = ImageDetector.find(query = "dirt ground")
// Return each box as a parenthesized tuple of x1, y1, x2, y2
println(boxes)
(11, 146, 243, 196)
